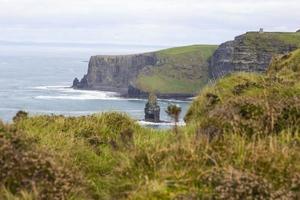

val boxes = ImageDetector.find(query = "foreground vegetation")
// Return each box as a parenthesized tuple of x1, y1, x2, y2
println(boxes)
(1, 50, 300, 199)
(2, 112, 300, 199)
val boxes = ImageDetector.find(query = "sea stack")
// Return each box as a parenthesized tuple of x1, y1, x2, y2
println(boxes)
(144, 93, 160, 123)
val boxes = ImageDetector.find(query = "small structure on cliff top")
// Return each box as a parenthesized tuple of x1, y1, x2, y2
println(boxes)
(259, 28, 264, 34)
(144, 93, 160, 123)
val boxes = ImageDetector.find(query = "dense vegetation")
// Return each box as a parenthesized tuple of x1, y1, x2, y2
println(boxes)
(1, 50, 300, 199)
(135, 45, 218, 94)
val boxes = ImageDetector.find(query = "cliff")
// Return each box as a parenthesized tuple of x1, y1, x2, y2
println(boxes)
(73, 45, 218, 98)
(209, 31, 300, 79)
(73, 53, 157, 94)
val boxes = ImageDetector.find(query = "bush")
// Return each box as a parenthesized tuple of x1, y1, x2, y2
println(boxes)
(202, 167, 272, 199)
(13, 111, 28, 122)
(0, 127, 81, 199)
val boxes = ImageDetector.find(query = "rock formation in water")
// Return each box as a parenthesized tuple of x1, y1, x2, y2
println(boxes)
(144, 93, 160, 122)
(209, 31, 300, 79)
(73, 53, 157, 94)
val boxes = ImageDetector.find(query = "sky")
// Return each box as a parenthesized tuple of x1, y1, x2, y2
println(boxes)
(0, 0, 299, 46)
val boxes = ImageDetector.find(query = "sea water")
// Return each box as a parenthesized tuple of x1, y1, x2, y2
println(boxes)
(0, 42, 191, 126)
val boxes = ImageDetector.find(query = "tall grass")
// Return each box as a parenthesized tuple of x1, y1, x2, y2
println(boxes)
(2, 111, 297, 199)
(2, 49, 300, 199)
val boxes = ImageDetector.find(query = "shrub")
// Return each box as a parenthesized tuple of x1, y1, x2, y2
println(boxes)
(13, 111, 28, 122)
(0, 127, 81, 199)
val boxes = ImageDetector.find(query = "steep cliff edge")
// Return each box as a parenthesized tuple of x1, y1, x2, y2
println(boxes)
(73, 53, 157, 94)
(209, 31, 300, 79)
(73, 45, 217, 98)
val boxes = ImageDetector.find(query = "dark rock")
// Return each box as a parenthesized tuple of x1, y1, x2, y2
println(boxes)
(144, 93, 160, 122)
(127, 84, 194, 99)
(75, 53, 157, 93)
(72, 75, 88, 89)
(72, 78, 80, 87)
(127, 84, 148, 98)
(297, 29, 300, 32)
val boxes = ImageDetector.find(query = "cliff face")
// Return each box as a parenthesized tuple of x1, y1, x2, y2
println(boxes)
(73, 53, 157, 94)
(209, 32, 300, 79)
(73, 45, 218, 97)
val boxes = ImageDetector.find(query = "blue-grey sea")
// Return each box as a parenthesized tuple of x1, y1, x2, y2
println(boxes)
(0, 42, 191, 126)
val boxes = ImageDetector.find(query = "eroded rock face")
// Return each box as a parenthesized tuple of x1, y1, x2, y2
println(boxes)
(209, 33, 299, 79)
(144, 93, 160, 122)
(73, 53, 157, 94)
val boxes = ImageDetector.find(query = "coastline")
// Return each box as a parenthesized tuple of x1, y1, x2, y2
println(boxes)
(72, 86, 195, 100)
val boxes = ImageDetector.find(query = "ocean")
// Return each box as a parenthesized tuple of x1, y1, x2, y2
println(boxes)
(0, 42, 191, 126)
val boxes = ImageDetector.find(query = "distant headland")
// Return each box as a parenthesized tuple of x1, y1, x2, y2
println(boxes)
(73, 30, 300, 99)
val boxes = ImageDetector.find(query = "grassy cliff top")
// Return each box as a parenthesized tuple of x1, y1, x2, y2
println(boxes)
(156, 44, 218, 58)
(135, 45, 218, 94)
(241, 31, 300, 50)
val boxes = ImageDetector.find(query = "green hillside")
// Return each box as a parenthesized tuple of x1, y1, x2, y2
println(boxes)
(185, 49, 300, 134)
(268, 48, 300, 75)
(135, 45, 218, 94)
(2, 50, 300, 199)
(243, 31, 300, 50)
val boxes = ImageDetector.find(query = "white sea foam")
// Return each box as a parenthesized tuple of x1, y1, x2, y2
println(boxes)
(137, 120, 186, 126)
(35, 94, 119, 100)
(31, 85, 191, 103)
(33, 85, 121, 100)
(32, 85, 69, 90)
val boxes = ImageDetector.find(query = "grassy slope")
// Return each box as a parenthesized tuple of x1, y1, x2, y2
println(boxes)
(185, 49, 300, 134)
(269, 49, 300, 74)
(4, 111, 300, 199)
(135, 45, 218, 94)
(242, 32, 300, 50)
(2, 49, 300, 200)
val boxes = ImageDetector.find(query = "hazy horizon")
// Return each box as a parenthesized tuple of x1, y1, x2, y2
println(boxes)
(0, 0, 299, 46)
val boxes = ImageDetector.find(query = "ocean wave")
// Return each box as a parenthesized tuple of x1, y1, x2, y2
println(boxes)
(32, 85, 70, 90)
(137, 120, 186, 126)
(31, 85, 192, 103)
(32, 85, 121, 100)
(35, 94, 119, 100)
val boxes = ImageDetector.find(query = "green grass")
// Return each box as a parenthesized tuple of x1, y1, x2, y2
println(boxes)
(1, 49, 300, 199)
(2, 112, 300, 199)
(135, 45, 218, 94)
(136, 70, 206, 94)
(157, 45, 218, 59)
(269, 49, 300, 73)
(185, 49, 300, 136)
(243, 32, 300, 50)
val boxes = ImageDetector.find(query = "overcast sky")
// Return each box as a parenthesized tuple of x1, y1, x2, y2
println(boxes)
(0, 0, 299, 46)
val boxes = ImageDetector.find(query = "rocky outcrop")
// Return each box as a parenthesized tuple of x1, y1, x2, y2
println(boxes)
(144, 93, 160, 122)
(209, 32, 300, 79)
(73, 53, 157, 94)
